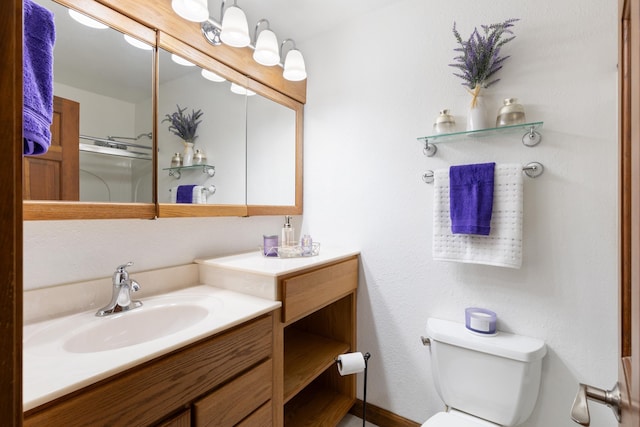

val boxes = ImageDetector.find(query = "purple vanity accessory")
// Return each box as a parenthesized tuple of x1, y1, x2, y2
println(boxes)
(263, 235, 279, 257)
(465, 307, 497, 335)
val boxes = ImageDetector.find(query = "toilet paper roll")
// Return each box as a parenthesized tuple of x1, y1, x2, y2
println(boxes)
(337, 352, 366, 376)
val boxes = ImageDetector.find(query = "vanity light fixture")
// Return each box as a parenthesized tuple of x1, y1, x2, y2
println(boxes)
(253, 19, 279, 66)
(68, 9, 108, 29)
(230, 82, 256, 96)
(220, 1, 250, 48)
(174, 0, 307, 81)
(171, 54, 196, 67)
(281, 39, 307, 82)
(171, 0, 210, 23)
(123, 34, 153, 50)
(201, 68, 226, 82)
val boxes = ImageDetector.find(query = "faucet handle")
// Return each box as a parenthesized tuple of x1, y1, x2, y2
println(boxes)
(113, 262, 134, 285)
(116, 262, 134, 272)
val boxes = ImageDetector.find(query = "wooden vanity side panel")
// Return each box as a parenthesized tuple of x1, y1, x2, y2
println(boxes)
(281, 257, 358, 325)
(24, 315, 273, 427)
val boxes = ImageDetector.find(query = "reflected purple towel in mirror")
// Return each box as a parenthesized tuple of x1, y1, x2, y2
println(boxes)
(23, 0, 56, 155)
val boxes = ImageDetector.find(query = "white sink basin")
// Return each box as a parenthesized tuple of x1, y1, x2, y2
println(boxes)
(63, 303, 209, 353)
(25, 293, 222, 355)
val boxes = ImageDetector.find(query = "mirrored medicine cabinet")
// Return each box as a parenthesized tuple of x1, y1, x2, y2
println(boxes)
(23, 0, 303, 220)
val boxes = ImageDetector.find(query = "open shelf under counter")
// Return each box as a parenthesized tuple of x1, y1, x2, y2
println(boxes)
(283, 327, 350, 403)
(284, 382, 355, 427)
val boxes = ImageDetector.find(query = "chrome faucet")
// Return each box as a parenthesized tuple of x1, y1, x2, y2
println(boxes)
(95, 262, 143, 317)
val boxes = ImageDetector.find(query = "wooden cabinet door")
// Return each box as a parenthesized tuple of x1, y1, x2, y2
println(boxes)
(23, 95, 79, 200)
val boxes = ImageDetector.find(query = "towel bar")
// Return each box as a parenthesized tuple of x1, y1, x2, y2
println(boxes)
(169, 185, 216, 194)
(422, 162, 544, 184)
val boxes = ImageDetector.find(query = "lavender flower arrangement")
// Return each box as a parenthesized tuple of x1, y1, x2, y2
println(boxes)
(162, 104, 203, 143)
(449, 19, 518, 106)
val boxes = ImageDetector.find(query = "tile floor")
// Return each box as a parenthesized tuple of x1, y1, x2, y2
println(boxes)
(337, 413, 378, 427)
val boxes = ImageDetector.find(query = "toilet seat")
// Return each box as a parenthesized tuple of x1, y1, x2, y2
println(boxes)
(422, 410, 501, 427)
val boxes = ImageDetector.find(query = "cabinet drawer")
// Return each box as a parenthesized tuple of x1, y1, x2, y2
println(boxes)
(194, 359, 272, 427)
(282, 257, 358, 324)
(236, 402, 272, 427)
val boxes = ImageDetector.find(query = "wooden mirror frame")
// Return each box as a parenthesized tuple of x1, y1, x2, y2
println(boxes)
(23, 0, 157, 220)
(24, 0, 305, 220)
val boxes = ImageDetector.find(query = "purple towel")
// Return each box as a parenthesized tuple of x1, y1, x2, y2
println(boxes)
(23, 0, 56, 156)
(176, 185, 196, 203)
(449, 162, 496, 235)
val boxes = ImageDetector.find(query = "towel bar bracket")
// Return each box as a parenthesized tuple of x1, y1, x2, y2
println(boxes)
(422, 171, 435, 184)
(522, 128, 542, 147)
(523, 162, 544, 178)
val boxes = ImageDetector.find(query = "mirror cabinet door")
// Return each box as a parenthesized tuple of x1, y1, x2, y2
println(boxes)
(246, 92, 298, 207)
(157, 46, 247, 207)
(24, 0, 156, 220)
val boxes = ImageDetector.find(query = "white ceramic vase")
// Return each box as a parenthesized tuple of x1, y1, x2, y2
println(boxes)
(466, 86, 491, 131)
(182, 142, 194, 166)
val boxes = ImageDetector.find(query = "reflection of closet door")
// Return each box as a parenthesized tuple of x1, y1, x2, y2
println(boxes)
(23, 96, 79, 200)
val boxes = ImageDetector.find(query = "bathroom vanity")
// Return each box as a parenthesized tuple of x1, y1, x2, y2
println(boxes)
(23, 249, 359, 426)
(197, 249, 360, 426)
(24, 314, 274, 426)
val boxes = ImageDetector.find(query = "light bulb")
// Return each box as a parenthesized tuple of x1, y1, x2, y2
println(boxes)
(68, 9, 108, 29)
(253, 29, 279, 66)
(123, 34, 152, 51)
(201, 69, 226, 82)
(283, 49, 307, 81)
(171, 0, 209, 23)
(171, 54, 195, 67)
(220, 6, 250, 48)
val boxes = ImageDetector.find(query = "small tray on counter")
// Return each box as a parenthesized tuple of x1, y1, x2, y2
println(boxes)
(260, 242, 321, 258)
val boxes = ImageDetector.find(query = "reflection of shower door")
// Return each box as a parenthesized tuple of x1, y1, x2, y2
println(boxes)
(23, 96, 79, 200)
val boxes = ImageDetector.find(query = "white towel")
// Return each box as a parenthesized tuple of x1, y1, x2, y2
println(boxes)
(192, 185, 205, 204)
(432, 163, 523, 268)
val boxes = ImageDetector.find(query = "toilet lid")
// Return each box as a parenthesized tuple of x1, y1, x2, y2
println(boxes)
(422, 411, 500, 427)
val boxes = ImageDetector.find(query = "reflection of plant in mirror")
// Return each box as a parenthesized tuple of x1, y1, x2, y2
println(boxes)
(162, 105, 203, 143)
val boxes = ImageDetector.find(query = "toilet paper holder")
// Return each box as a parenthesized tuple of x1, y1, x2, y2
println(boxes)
(335, 352, 371, 427)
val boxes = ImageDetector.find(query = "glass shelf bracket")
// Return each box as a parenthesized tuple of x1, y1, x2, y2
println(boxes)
(417, 121, 543, 157)
(162, 164, 215, 179)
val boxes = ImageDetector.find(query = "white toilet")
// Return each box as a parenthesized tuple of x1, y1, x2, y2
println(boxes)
(423, 317, 547, 427)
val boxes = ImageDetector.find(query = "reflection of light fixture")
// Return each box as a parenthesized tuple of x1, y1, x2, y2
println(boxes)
(230, 82, 256, 96)
(68, 9, 108, 29)
(281, 39, 307, 81)
(201, 68, 226, 82)
(220, 2, 250, 47)
(253, 19, 279, 66)
(171, 54, 195, 66)
(123, 34, 152, 50)
(171, 0, 209, 23)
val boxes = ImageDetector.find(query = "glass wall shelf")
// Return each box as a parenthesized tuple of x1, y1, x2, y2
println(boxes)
(417, 121, 543, 157)
(163, 164, 215, 179)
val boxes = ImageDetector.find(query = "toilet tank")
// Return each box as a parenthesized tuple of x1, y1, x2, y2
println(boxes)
(426, 318, 546, 426)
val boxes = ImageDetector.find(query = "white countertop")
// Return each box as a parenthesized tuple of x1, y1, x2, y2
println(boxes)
(23, 285, 280, 411)
(196, 248, 360, 276)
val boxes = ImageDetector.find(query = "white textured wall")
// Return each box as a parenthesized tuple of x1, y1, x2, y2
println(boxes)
(300, 0, 618, 426)
(24, 0, 619, 426)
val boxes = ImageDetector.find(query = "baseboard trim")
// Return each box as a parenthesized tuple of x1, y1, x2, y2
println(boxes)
(349, 399, 420, 427)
